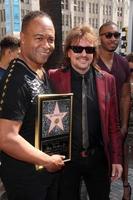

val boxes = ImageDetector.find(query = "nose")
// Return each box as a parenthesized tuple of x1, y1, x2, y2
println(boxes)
(111, 35, 117, 40)
(42, 39, 50, 48)
(81, 49, 87, 55)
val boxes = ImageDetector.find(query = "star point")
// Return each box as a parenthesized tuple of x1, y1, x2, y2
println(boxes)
(45, 102, 67, 133)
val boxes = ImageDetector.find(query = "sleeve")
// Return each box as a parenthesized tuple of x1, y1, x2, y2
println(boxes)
(0, 74, 29, 121)
(108, 76, 123, 164)
(123, 58, 130, 82)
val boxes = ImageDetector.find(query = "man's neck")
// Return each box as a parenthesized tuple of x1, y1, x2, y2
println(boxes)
(99, 48, 115, 70)
(0, 58, 10, 70)
(19, 53, 42, 72)
(19, 53, 45, 80)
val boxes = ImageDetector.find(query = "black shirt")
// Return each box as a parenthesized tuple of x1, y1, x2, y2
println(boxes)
(0, 58, 51, 176)
(71, 67, 103, 159)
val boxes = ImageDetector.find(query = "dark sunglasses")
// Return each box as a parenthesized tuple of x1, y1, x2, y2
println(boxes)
(100, 32, 121, 39)
(69, 46, 96, 54)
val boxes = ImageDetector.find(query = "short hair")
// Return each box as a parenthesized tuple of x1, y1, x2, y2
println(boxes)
(0, 35, 20, 57)
(63, 25, 98, 67)
(99, 21, 118, 35)
(0, 35, 20, 50)
(21, 10, 53, 32)
(126, 52, 133, 63)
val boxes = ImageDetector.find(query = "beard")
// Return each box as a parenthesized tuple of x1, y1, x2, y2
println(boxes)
(108, 48, 117, 52)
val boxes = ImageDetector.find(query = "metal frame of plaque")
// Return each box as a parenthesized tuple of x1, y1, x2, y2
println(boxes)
(35, 93, 73, 170)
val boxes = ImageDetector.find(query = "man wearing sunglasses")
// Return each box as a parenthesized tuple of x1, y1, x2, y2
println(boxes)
(48, 25, 123, 200)
(98, 21, 131, 200)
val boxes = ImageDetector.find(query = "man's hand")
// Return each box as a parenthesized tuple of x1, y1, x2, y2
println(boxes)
(111, 164, 123, 181)
(44, 154, 65, 172)
(120, 126, 128, 141)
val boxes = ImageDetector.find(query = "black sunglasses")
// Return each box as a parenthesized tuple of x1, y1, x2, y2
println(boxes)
(100, 32, 121, 39)
(69, 46, 96, 54)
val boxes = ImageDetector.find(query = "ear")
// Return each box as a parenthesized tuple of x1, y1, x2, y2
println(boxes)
(5, 48, 11, 56)
(20, 32, 25, 44)
(98, 37, 101, 46)
(67, 49, 71, 58)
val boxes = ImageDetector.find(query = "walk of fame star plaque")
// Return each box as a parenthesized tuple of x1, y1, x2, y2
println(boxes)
(35, 93, 73, 170)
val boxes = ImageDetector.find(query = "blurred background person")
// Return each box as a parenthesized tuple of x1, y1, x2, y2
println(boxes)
(0, 35, 20, 200)
(97, 21, 131, 200)
(0, 35, 20, 80)
(122, 52, 133, 200)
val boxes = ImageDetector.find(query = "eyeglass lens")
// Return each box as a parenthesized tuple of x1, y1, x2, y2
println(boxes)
(100, 32, 121, 39)
(69, 46, 96, 54)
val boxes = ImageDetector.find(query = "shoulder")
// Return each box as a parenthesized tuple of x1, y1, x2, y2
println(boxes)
(48, 67, 70, 78)
(114, 53, 129, 67)
(94, 65, 115, 80)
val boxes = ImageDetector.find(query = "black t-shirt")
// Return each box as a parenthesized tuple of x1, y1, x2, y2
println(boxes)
(0, 58, 51, 176)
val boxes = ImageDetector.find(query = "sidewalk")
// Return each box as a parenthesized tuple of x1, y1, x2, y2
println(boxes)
(110, 168, 133, 200)
(1, 137, 133, 200)
(81, 168, 133, 200)
(81, 139, 133, 200)
(110, 143, 133, 200)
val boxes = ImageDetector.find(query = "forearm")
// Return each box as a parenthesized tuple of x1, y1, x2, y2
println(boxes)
(1, 132, 50, 166)
(120, 96, 130, 133)
(120, 82, 131, 130)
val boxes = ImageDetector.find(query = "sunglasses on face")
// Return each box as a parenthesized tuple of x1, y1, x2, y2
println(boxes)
(100, 32, 121, 39)
(69, 46, 96, 54)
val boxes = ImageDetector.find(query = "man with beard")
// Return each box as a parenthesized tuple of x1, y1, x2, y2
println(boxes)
(49, 25, 123, 200)
(97, 21, 130, 200)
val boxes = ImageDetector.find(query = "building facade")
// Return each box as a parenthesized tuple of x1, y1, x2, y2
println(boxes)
(0, 0, 131, 52)
(61, 0, 130, 42)
(0, 0, 40, 39)
(127, 0, 133, 52)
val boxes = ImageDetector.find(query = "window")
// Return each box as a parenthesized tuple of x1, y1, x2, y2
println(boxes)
(65, 0, 68, 10)
(109, 6, 111, 16)
(92, 3, 95, 13)
(81, 1, 84, 12)
(78, 17, 80, 24)
(95, 18, 98, 28)
(25, 0, 29, 3)
(92, 18, 95, 28)
(78, 1, 80, 11)
(74, 16, 76, 27)
(66, 14, 69, 26)
(74, 4, 77, 11)
(117, 8, 119, 16)
(3, 9, 5, 21)
(61, 0, 64, 9)
(74, 0, 77, 11)
(120, 7, 123, 16)
(62, 14, 64, 26)
(96, 4, 98, 14)
(89, 3, 91, 13)
(103, 5, 105, 15)
(106, 5, 108, 15)
(89, 18, 91, 25)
